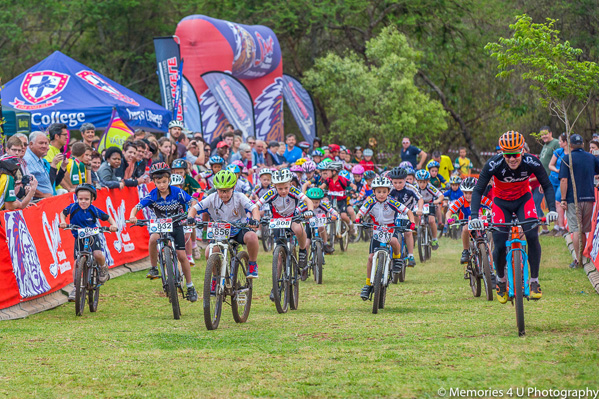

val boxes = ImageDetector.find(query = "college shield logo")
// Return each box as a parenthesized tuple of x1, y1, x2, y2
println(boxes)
(76, 70, 139, 106)
(10, 70, 70, 110)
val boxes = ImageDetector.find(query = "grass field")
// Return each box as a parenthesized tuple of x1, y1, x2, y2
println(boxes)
(1, 235, 598, 398)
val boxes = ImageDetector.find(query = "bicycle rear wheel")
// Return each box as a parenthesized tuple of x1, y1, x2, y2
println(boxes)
(88, 266, 100, 313)
(314, 241, 324, 284)
(289, 255, 300, 310)
(75, 256, 88, 316)
(469, 245, 482, 297)
(231, 251, 252, 323)
(261, 225, 273, 252)
(164, 247, 181, 320)
(372, 253, 385, 314)
(425, 225, 432, 260)
(399, 243, 408, 282)
(351, 226, 362, 243)
(479, 242, 494, 301)
(328, 223, 336, 252)
(513, 251, 525, 336)
(340, 221, 349, 252)
(203, 254, 223, 329)
(272, 246, 289, 314)
(417, 227, 425, 263)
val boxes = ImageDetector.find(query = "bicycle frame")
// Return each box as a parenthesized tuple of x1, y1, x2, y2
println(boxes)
(157, 235, 184, 295)
(506, 227, 530, 298)
(370, 245, 392, 286)
(207, 240, 234, 295)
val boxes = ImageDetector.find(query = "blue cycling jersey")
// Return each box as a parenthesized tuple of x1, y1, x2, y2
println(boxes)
(62, 203, 109, 238)
(136, 186, 193, 218)
(443, 188, 464, 202)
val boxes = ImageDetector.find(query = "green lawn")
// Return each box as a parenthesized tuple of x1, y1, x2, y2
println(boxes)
(0, 235, 598, 398)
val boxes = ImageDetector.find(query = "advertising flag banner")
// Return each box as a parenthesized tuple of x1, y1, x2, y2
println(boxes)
(98, 108, 134, 151)
(282, 74, 317, 145)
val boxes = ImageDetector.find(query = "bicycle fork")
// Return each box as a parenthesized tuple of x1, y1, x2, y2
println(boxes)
(505, 238, 530, 299)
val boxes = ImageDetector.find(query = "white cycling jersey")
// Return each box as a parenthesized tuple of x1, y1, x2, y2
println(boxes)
(194, 192, 256, 235)
(256, 186, 307, 218)
(358, 196, 409, 226)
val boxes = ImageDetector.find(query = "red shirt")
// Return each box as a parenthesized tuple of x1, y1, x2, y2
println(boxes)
(360, 159, 375, 171)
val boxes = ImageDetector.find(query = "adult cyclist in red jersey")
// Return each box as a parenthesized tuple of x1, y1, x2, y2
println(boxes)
(469, 131, 558, 302)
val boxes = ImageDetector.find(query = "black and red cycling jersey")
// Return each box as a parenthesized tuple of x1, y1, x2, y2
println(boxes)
(471, 153, 555, 216)
(323, 176, 351, 200)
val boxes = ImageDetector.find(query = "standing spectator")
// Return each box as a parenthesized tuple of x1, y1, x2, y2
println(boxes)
(24, 131, 54, 199)
(589, 140, 599, 157)
(45, 123, 68, 166)
(0, 157, 37, 210)
(167, 120, 188, 158)
(559, 134, 599, 268)
(536, 126, 560, 234)
(548, 133, 569, 234)
(90, 151, 102, 185)
(283, 134, 303, 164)
(230, 135, 243, 161)
(117, 141, 148, 187)
(454, 146, 473, 178)
(98, 147, 125, 189)
(215, 141, 230, 163)
(209, 127, 235, 153)
(185, 139, 206, 168)
(80, 123, 97, 148)
(155, 137, 175, 165)
(265, 141, 282, 167)
(401, 137, 427, 169)
(351, 146, 363, 164)
(360, 148, 375, 171)
(277, 141, 287, 163)
(428, 150, 454, 182)
(253, 140, 266, 168)
(134, 129, 146, 140)
(313, 137, 322, 150)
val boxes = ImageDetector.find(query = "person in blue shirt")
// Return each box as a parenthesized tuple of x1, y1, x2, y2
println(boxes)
(283, 134, 303, 164)
(443, 176, 464, 202)
(60, 183, 118, 301)
(129, 162, 199, 302)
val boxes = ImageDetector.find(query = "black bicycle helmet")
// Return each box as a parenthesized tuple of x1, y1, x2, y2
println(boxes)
(75, 183, 97, 200)
(171, 158, 188, 170)
(388, 167, 407, 180)
(149, 162, 171, 177)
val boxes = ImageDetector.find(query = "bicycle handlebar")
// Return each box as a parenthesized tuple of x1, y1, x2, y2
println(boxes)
(62, 225, 112, 233)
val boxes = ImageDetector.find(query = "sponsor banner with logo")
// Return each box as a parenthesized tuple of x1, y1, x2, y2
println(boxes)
(0, 185, 151, 310)
(2, 51, 170, 132)
(98, 109, 134, 151)
(583, 189, 599, 272)
(201, 72, 255, 139)
(281, 74, 317, 145)
(175, 15, 284, 143)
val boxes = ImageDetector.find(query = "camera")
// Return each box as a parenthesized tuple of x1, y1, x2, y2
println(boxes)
(21, 175, 33, 186)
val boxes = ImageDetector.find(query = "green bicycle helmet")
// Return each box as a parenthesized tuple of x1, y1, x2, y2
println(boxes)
(306, 187, 325, 200)
(213, 170, 237, 189)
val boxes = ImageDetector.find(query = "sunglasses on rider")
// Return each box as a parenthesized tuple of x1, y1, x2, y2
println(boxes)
(503, 152, 522, 159)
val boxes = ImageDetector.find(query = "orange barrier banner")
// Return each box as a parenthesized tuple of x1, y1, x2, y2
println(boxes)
(583, 188, 599, 272)
(0, 185, 152, 310)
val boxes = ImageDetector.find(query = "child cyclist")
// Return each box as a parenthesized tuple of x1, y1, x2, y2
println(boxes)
(188, 170, 262, 278)
(251, 168, 273, 202)
(355, 176, 415, 300)
(302, 160, 327, 192)
(255, 169, 314, 269)
(171, 158, 202, 261)
(414, 169, 444, 250)
(170, 173, 197, 266)
(60, 184, 119, 301)
(320, 161, 358, 235)
(388, 167, 423, 266)
(303, 187, 338, 255)
(128, 162, 199, 302)
(427, 160, 447, 234)
(201, 155, 225, 190)
(445, 177, 493, 265)
(301, 160, 317, 190)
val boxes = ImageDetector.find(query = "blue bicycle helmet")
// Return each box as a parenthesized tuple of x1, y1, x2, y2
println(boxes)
(415, 169, 431, 181)
(226, 164, 241, 173)
(363, 170, 377, 180)
(339, 169, 351, 180)
(405, 167, 415, 176)
(427, 160, 440, 169)
(209, 155, 225, 165)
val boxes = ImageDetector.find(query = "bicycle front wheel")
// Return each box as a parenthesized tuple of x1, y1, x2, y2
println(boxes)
(231, 252, 252, 323)
(261, 225, 273, 252)
(372, 253, 386, 314)
(425, 224, 432, 260)
(272, 246, 289, 314)
(75, 256, 88, 316)
(164, 247, 181, 320)
(314, 241, 324, 285)
(340, 221, 349, 252)
(417, 227, 425, 263)
(469, 245, 482, 298)
(289, 254, 300, 311)
(204, 254, 223, 329)
(513, 251, 525, 336)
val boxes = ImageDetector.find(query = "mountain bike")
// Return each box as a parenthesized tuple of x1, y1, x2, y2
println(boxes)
(198, 220, 253, 330)
(62, 225, 111, 316)
(266, 215, 305, 314)
(129, 213, 189, 320)
(417, 204, 433, 263)
(456, 216, 494, 300)
(392, 217, 410, 284)
(486, 216, 546, 336)
(359, 222, 410, 314)
(326, 193, 350, 252)
(307, 216, 333, 284)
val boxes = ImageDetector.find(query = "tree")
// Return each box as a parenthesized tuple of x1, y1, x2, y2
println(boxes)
(485, 14, 599, 262)
(303, 26, 447, 161)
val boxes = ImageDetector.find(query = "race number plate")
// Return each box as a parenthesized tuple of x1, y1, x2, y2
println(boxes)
(397, 213, 409, 220)
(149, 218, 173, 233)
(328, 191, 344, 197)
(184, 226, 193, 234)
(309, 217, 328, 228)
(77, 227, 100, 238)
(373, 225, 393, 243)
(269, 218, 292, 229)
(422, 204, 430, 215)
(207, 222, 231, 240)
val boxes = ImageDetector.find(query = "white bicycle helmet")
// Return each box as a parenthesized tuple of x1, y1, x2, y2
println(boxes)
(259, 168, 273, 176)
(371, 176, 393, 190)
(168, 120, 184, 129)
(170, 174, 185, 186)
(272, 169, 293, 184)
